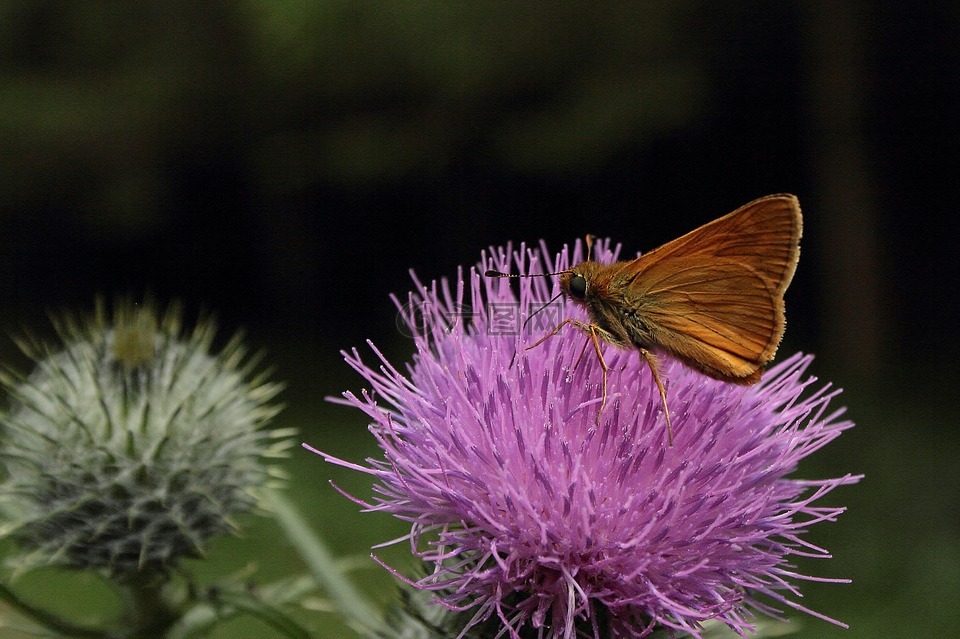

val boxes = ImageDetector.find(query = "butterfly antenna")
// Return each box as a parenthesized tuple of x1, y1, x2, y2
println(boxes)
(483, 269, 570, 278)
(483, 269, 570, 331)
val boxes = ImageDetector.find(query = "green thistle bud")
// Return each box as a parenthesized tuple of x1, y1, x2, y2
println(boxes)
(0, 299, 292, 579)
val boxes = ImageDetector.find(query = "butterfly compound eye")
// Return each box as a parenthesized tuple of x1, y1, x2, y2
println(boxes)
(569, 274, 587, 299)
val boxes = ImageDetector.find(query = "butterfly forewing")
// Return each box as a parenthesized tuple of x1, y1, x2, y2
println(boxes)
(622, 194, 802, 381)
(633, 194, 802, 296)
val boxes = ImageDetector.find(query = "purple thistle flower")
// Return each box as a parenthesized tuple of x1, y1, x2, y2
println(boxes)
(309, 240, 860, 639)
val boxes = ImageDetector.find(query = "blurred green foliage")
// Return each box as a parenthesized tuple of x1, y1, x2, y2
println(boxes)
(0, 1, 703, 220)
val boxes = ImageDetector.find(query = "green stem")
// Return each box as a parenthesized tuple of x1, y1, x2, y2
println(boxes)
(115, 571, 179, 638)
(265, 487, 385, 635)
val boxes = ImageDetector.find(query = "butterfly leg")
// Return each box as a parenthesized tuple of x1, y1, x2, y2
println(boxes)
(528, 318, 612, 420)
(530, 318, 606, 372)
(565, 323, 611, 421)
(526, 317, 582, 350)
(640, 349, 674, 446)
(586, 324, 611, 420)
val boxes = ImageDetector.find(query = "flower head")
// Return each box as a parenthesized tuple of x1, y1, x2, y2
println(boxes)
(314, 240, 859, 638)
(0, 299, 291, 578)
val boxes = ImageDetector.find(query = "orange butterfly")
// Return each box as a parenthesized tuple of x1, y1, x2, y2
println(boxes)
(488, 194, 802, 444)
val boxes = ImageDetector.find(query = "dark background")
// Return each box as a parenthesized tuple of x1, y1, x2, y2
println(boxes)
(1, 2, 957, 637)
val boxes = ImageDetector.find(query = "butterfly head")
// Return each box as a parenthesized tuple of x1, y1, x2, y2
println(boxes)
(559, 257, 611, 304)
